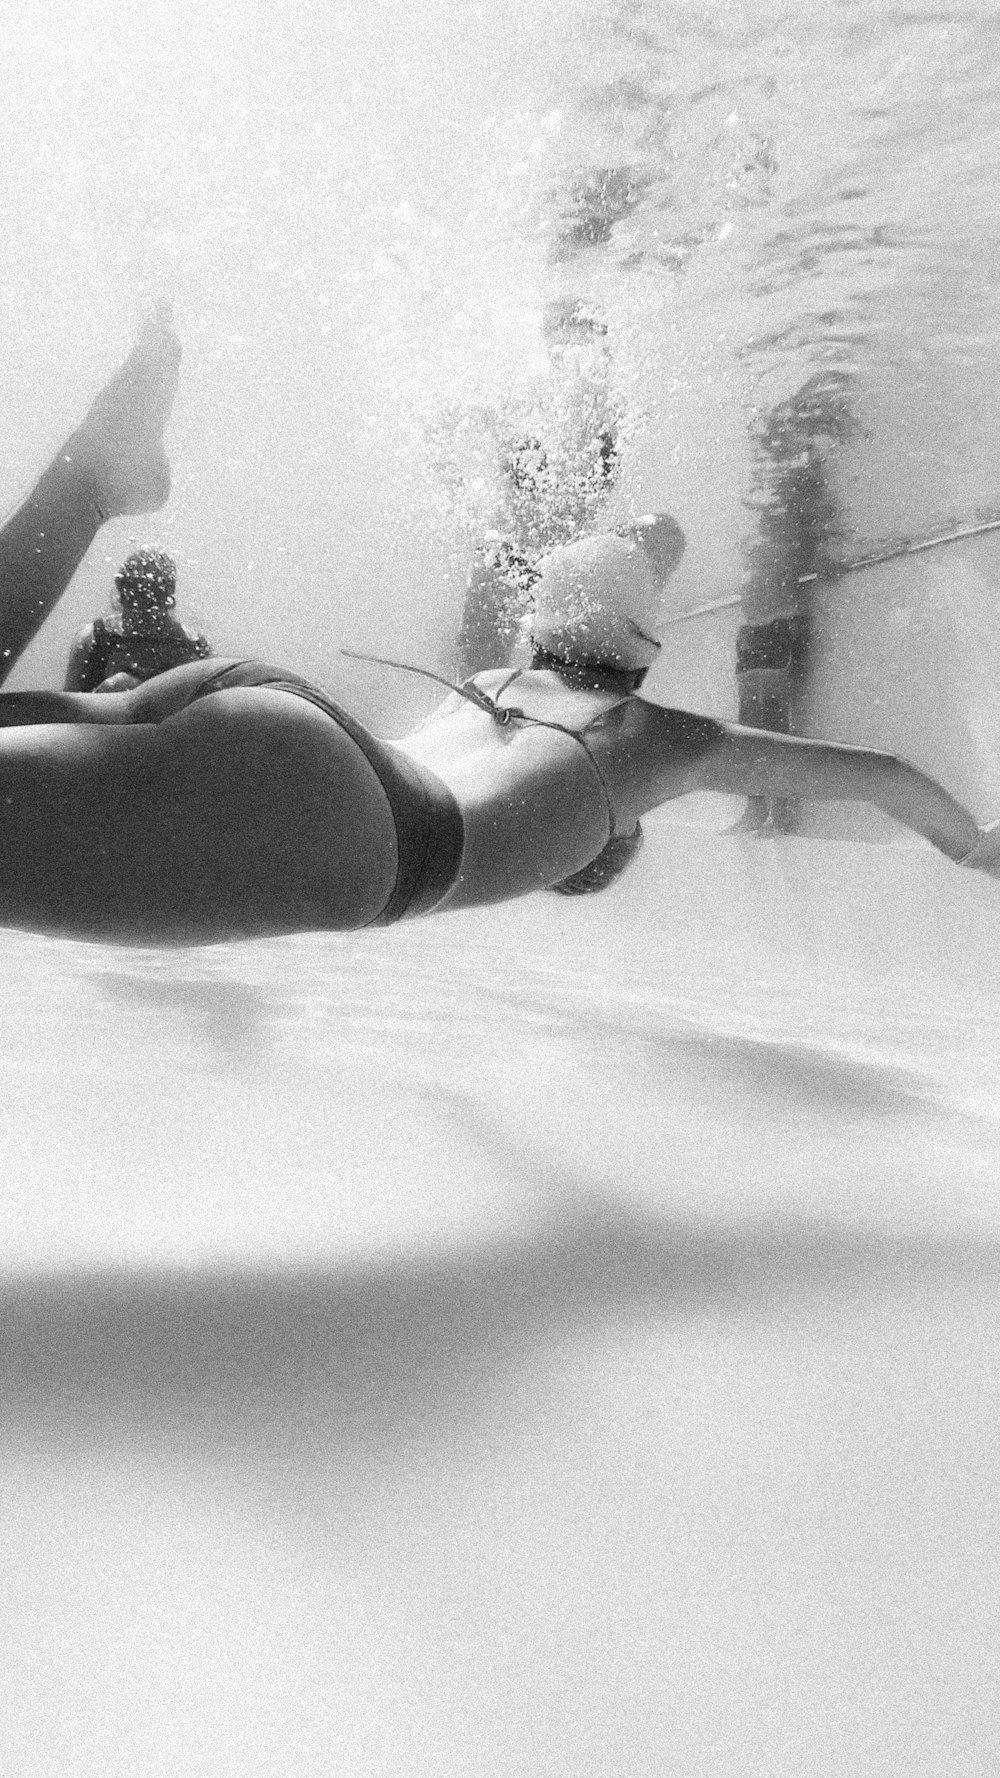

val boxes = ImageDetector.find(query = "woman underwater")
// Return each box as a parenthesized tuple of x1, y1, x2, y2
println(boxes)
(0, 305, 996, 947)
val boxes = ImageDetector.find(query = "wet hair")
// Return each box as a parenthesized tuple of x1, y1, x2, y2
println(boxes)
(113, 548, 177, 615)
(529, 643, 648, 694)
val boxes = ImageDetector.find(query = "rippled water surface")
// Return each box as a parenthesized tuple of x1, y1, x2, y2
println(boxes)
(2, 4, 1000, 1775)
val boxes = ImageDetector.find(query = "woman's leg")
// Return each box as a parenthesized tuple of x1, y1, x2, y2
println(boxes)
(0, 304, 179, 683)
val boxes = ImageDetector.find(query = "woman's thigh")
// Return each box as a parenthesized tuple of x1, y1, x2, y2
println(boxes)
(0, 688, 399, 942)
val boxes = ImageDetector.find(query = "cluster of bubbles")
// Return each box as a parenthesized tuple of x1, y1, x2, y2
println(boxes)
(421, 299, 640, 646)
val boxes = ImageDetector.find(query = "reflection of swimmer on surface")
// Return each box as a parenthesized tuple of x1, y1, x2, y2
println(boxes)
(452, 299, 625, 677)
(64, 547, 211, 693)
(0, 308, 997, 947)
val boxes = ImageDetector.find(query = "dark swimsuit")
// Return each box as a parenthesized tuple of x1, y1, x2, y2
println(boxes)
(179, 662, 465, 926)
(0, 659, 466, 928)
(77, 617, 212, 692)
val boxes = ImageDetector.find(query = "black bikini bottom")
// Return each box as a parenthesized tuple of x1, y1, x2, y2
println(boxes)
(187, 661, 465, 925)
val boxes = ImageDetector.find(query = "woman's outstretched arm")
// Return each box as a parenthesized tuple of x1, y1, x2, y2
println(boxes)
(689, 722, 981, 863)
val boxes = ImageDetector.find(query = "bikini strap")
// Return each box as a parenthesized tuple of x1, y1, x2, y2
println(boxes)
(342, 650, 617, 838)
(340, 649, 525, 722)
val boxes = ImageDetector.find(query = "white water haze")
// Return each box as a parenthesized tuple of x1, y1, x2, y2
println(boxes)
(1, 3, 1000, 1774)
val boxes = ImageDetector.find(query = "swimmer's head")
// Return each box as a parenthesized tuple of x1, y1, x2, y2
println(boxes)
(529, 514, 685, 672)
(542, 298, 607, 348)
(114, 548, 177, 616)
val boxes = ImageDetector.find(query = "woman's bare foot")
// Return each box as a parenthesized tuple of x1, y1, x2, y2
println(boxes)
(66, 302, 181, 517)
(727, 796, 800, 836)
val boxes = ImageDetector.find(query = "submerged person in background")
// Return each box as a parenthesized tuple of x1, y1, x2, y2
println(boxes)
(735, 373, 854, 833)
(0, 306, 996, 946)
(451, 299, 627, 677)
(64, 547, 211, 693)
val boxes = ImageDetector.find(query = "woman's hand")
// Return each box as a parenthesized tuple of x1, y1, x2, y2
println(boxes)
(960, 819, 1000, 874)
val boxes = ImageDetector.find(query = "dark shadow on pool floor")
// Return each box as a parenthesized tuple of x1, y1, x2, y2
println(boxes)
(2, 1203, 998, 1463)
